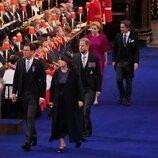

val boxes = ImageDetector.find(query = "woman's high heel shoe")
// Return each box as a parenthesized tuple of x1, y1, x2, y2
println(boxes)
(57, 144, 66, 153)
(57, 147, 64, 153)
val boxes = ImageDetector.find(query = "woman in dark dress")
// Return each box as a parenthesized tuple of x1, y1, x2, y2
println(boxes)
(49, 54, 84, 153)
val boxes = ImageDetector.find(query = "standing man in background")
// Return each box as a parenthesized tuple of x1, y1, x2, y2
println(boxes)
(73, 38, 102, 139)
(86, 0, 102, 27)
(112, 20, 139, 105)
(11, 43, 46, 151)
(99, 0, 114, 41)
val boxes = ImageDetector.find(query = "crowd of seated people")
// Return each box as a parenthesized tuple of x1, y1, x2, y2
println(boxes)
(0, 0, 112, 119)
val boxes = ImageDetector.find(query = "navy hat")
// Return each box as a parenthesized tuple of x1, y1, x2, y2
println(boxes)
(59, 52, 73, 68)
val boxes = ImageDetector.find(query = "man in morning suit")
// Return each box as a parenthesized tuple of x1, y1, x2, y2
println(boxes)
(112, 20, 139, 105)
(73, 38, 102, 138)
(11, 43, 46, 151)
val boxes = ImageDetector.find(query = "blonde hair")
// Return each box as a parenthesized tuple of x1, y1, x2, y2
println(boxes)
(90, 21, 101, 29)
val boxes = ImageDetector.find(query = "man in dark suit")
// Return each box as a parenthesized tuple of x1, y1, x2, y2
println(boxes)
(11, 43, 46, 151)
(73, 38, 102, 138)
(112, 20, 139, 105)
(3, 3, 14, 24)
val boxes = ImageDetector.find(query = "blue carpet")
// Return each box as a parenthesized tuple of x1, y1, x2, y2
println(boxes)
(0, 47, 158, 158)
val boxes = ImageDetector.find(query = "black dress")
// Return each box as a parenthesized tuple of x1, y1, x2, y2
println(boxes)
(55, 70, 69, 138)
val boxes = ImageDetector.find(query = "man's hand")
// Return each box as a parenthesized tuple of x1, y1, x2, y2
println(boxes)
(112, 61, 115, 67)
(78, 101, 83, 108)
(96, 91, 101, 97)
(39, 98, 45, 106)
(134, 63, 139, 70)
(49, 102, 53, 108)
(11, 94, 17, 102)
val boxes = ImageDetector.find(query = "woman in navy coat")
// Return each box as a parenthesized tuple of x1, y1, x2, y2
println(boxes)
(49, 53, 83, 153)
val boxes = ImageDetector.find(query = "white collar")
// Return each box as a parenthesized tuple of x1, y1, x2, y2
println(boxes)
(25, 57, 34, 65)
(124, 31, 130, 37)
(81, 52, 89, 58)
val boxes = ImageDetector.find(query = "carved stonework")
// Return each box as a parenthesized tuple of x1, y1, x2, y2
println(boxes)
(151, 0, 158, 19)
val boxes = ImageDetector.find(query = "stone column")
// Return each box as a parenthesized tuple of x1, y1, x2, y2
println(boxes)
(130, 0, 152, 44)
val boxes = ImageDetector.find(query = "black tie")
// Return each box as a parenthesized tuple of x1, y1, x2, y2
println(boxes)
(123, 34, 127, 46)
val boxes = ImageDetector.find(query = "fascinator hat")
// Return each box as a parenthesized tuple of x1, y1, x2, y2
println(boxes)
(90, 21, 101, 29)
(59, 52, 73, 69)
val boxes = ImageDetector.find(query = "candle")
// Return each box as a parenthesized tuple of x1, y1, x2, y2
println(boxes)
(51, 14, 57, 21)
(3, 41, 10, 50)
(0, 3, 4, 11)
(16, 33, 22, 51)
(38, 0, 43, 14)
(51, 14, 57, 27)
(30, 0, 35, 15)
(78, 7, 83, 14)
(71, 19, 74, 29)
(79, 13, 82, 23)
(0, 3, 4, 23)
(48, 0, 50, 9)
(78, 7, 83, 24)
(29, 27, 35, 43)
(29, 26, 35, 34)
(70, 12, 75, 19)
(62, 17, 67, 25)
(40, 19, 46, 27)
(3, 42, 10, 63)
(103, 13, 106, 24)
(70, 12, 75, 29)
(10, 0, 17, 5)
(12, 4, 15, 14)
(16, 33, 22, 42)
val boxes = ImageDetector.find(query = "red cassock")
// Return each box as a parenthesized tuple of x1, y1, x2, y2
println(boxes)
(87, 1, 102, 27)
(99, 0, 113, 23)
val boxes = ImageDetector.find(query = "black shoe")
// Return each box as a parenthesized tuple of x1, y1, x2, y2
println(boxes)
(21, 142, 31, 151)
(81, 136, 86, 142)
(75, 141, 81, 148)
(118, 97, 124, 104)
(30, 140, 37, 146)
(85, 133, 92, 137)
(125, 98, 131, 106)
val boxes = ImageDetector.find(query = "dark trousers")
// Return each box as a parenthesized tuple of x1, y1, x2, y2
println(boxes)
(22, 91, 37, 143)
(83, 88, 95, 136)
(116, 62, 132, 99)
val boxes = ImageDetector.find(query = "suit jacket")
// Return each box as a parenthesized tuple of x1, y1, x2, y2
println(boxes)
(12, 58, 46, 102)
(3, 11, 14, 24)
(112, 32, 139, 76)
(73, 53, 102, 92)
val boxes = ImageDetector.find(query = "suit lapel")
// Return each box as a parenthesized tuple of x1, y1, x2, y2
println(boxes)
(78, 54, 82, 72)
(121, 33, 124, 46)
(126, 32, 131, 46)
(27, 59, 36, 83)
(21, 59, 25, 74)
(19, 59, 25, 84)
